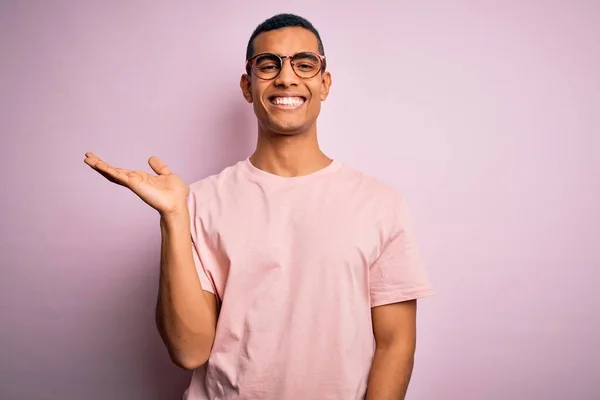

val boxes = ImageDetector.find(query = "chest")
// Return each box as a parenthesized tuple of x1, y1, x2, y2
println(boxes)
(201, 187, 389, 282)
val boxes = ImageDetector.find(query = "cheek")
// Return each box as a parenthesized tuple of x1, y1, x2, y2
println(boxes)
(309, 86, 323, 110)
(309, 100, 322, 115)
(308, 81, 324, 101)
(252, 82, 270, 104)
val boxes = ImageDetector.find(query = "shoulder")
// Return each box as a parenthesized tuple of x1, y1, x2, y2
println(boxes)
(187, 160, 246, 208)
(338, 162, 407, 207)
(340, 162, 420, 233)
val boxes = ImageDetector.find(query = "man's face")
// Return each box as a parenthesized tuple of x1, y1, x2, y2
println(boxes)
(240, 27, 332, 136)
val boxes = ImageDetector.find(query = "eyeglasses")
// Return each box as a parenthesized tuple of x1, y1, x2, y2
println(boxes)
(245, 52, 326, 80)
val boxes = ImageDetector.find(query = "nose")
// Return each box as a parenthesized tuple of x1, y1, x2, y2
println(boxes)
(274, 57, 298, 87)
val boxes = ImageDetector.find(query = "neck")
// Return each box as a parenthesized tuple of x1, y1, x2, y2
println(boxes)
(250, 125, 332, 177)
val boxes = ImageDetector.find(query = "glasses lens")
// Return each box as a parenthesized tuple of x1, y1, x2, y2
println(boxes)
(250, 52, 323, 79)
(292, 53, 322, 78)
(253, 54, 281, 79)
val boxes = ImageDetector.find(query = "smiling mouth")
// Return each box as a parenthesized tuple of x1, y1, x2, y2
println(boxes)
(269, 96, 306, 108)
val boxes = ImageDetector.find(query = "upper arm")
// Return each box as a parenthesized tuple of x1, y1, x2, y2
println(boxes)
(189, 192, 220, 323)
(369, 195, 432, 347)
(189, 186, 220, 299)
(371, 300, 417, 349)
(369, 195, 434, 308)
(203, 290, 219, 329)
(194, 246, 219, 332)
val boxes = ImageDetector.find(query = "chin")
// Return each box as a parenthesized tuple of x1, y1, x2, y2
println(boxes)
(271, 124, 310, 136)
(274, 130, 303, 136)
(261, 118, 310, 136)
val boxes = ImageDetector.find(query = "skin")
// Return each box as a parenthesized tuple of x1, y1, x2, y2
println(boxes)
(240, 27, 333, 177)
(83, 153, 218, 369)
(84, 25, 418, 398)
(241, 28, 419, 397)
(367, 300, 418, 399)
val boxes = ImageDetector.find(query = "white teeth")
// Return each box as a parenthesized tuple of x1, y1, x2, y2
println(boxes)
(272, 97, 304, 106)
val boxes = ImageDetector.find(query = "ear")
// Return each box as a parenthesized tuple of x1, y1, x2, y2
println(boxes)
(319, 71, 332, 101)
(240, 74, 253, 103)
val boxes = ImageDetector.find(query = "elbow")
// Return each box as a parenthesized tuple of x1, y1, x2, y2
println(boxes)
(156, 323, 212, 370)
(155, 310, 214, 370)
(170, 349, 211, 371)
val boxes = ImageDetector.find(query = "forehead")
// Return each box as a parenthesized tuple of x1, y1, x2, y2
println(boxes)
(252, 27, 320, 56)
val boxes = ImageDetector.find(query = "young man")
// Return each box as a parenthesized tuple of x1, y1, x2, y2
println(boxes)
(85, 13, 433, 400)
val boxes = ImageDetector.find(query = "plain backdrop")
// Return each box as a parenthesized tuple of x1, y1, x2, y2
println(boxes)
(1, 1, 598, 399)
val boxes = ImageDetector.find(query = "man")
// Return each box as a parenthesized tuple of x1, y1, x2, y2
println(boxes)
(84, 13, 433, 400)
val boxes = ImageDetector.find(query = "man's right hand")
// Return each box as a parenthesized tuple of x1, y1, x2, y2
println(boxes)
(84, 152, 189, 216)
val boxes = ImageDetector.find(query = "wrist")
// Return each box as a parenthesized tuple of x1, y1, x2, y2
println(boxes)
(160, 205, 190, 230)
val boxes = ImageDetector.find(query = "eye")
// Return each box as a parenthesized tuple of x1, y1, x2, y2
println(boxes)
(296, 63, 316, 71)
(259, 65, 279, 71)
(254, 54, 281, 71)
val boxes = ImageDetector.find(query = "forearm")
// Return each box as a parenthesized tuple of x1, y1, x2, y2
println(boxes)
(366, 344, 415, 400)
(156, 209, 216, 369)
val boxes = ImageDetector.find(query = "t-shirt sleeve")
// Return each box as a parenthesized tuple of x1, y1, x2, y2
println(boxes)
(188, 190, 217, 295)
(369, 195, 434, 307)
(191, 238, 216, 294)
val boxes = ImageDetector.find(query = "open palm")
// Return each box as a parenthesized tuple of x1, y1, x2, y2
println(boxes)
(84, 152, 189, 215)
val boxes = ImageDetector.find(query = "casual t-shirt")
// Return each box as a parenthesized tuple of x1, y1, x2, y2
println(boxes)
(183, 157, 434, 400)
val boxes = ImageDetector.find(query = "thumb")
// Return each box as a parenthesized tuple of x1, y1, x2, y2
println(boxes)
(148, 156, 171, 176)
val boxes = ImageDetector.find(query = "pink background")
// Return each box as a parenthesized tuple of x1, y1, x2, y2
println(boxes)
(1, 1, 598, 399)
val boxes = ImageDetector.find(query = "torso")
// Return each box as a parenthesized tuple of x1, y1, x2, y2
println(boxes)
(184, 158, 399, 400)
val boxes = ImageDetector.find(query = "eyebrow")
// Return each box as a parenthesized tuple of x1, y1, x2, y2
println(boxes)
(255, 51, 319, 58)
(293, 52, 319, 61)
(256, 53, 280, 60)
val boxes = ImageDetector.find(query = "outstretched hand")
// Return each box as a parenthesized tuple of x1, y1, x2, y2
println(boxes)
(84, 152, 189, 216)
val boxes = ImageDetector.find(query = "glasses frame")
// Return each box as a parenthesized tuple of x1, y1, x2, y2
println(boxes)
(245, 52, 327, 80)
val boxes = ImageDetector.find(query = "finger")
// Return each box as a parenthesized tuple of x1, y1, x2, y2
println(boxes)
(97, 169, 120, 184)
(83, 152, 102, 167)
(84, 153, 132, 185)
(148, 156, 171, 176)
(84, 152, 106, 167)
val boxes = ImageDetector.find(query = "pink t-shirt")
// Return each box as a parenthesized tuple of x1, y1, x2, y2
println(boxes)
(183, 158, 433, 400)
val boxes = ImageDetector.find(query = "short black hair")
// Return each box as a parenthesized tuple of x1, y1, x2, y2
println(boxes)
(245, 13, 325, 60)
